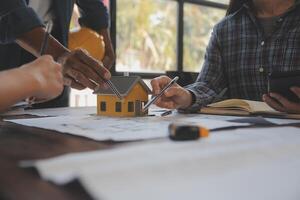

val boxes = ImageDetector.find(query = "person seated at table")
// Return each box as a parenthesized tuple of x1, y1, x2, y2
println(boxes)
(0, 0, 114, 108)
(151, 0, 300, 114)
(0, 56, 63, 112)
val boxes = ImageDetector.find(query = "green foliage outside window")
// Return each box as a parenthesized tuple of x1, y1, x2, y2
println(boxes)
(184, 4, 225, 72)
(116, 0, 177, 73)
(116, 0, 226, 73)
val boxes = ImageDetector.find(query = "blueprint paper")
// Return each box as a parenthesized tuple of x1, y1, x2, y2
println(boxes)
(26, 127, 300, 200)
(7, 114, 251, 141)
(3, 106, 299, 126)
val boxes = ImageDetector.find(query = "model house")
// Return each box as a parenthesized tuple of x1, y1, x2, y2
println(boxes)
(94, 76, 151, 117)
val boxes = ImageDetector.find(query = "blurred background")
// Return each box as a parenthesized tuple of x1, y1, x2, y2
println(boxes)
(69, 0, 228, 107)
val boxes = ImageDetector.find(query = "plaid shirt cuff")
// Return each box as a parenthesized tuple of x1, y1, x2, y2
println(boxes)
(178, 85, 216, 113)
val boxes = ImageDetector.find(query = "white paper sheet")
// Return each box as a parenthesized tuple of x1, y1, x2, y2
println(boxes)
(26, 127, 300, 200)
(3, 105, 299, 126)
(6, 114, 250, 141)
(197, 114, 300, 125)
(264, 117, 300, 125)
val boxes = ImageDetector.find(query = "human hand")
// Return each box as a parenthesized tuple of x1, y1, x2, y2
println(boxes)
(263, 87, 300, 114)
(150, 76, 193, 109)
(21, 55, 64, 101)
(58, 49, 111, 90)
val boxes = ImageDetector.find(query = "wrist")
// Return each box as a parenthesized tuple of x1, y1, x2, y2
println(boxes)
(56, 48, 71, 64)
(17, 66, 41, 98)
(179, 89, 194, 109)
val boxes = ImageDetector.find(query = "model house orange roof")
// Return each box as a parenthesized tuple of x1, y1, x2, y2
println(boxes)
(94, 76, 151, 97)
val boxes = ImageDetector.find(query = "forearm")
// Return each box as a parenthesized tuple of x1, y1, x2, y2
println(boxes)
(98, 29, 114, 56)
(16, 27, 70, 60)
(97, 28, 115, 68)
(0, 68, 38, 112)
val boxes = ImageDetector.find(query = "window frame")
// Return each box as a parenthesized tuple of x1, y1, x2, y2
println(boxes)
(109, 0, 228, 79)
(115, 102, 122, 112)
(128, 102, 134, 112)
(100, 101, 107, 111)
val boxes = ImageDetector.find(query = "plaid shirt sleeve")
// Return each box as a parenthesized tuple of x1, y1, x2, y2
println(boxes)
(179, 2, 300, 113)
(182, 25, 228, 112)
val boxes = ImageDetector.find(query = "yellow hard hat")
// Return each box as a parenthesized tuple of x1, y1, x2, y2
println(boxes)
(68, 27, 105, 61)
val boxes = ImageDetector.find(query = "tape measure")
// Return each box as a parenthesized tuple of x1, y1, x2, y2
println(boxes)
(168, 123, 209, 141)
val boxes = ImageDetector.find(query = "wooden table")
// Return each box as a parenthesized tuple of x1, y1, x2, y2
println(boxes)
(0, 116, 122, 200)
(1, 114, 299, 200)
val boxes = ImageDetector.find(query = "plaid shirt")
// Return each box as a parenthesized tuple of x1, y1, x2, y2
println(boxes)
(185, 2, 300, 111)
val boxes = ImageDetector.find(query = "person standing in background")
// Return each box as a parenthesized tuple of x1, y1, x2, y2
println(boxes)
(0, 0, 115, 108)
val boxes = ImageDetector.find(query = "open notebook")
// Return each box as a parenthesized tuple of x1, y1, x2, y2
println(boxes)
(200, 99, 300, 119)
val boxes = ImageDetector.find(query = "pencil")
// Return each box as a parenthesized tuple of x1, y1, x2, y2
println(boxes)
(143, 76, 179, 112)
(40, 22, 53, 55)
(27, 22, 54, 107)
(105, 79, 123, 100)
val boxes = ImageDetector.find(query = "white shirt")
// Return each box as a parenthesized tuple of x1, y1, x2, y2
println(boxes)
(28, 0, 55, 24)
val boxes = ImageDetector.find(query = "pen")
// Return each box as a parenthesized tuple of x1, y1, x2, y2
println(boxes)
(143, 76, 179, 112)
(26, 22, 53, 107)
(40, 22, 53, 55)
(94, 79, 123, 100)
(104, 79, 123, 100)
(161, 110, 172, 117)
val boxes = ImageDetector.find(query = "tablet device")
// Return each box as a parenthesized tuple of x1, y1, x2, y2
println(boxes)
(268, 71, 300, 102)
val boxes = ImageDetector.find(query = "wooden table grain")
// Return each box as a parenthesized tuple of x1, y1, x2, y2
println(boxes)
(1, 114, 299, 200)
(0, 117, 119, 200)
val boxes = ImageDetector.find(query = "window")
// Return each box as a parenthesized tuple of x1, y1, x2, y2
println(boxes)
(116, 102, 122, 112)
(183, 4, 226, 72)
(110, 0, 228, 78)
(115, 0, 177, 73)
(128, 102, 134, 112)
(100, 102, 106, 111)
